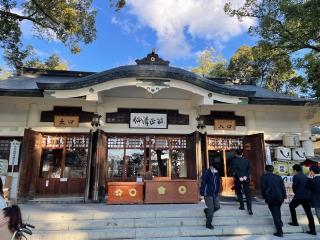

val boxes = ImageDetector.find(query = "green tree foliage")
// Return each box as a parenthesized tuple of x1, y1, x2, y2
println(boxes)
(303, 53, 320, 97)
(228, 45, 258, 84)
(192, 47, 229, 78)
(0, 0, 126, 70)
(224, 0, 320, 97)
(228, 44, 304, 94)
(0, 66, 11, 80)
(110, 0, 126, 11)
(25, 53, 69, 70)
(193, 44, 304, 95)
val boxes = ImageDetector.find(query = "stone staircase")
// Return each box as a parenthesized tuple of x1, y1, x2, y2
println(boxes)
(20, 203, 319, 240)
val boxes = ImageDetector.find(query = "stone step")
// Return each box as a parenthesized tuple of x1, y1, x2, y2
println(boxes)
(29, 225, 320, 240)
(22, 205, 314, 221)
(131, 234, 319, 240)
(28, 215, 318, 231)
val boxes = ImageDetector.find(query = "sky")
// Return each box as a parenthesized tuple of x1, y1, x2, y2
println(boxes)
(0, 0, 257, 72)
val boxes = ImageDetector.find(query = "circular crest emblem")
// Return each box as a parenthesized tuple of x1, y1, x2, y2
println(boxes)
(150, 56, 156, 62)
(178, 185, 187, 195)
(129, 188, 137, 197)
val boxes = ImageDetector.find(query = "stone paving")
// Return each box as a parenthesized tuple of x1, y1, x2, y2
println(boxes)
(17, 202, 320, 240)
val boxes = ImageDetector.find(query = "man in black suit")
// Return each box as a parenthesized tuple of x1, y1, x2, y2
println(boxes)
(261, 165, 286, 237)
(306, 165, 320, 225)
(200, 162, 220, 229)
(232, 149, 252, 215)
(288, 164, 316, 235)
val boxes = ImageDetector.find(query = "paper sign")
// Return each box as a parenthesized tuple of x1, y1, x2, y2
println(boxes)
(54, 115, 79, 127)
(130, 113, 167, 129)
(214, 119, 236, 130)
(9, 140, 20, 165)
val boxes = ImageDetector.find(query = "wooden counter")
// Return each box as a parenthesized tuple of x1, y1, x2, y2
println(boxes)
(107, 182, 144, 204)
(144, 179, 199, 204)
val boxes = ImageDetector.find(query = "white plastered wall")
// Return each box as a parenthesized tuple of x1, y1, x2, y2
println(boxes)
(0, 83, 316, 199)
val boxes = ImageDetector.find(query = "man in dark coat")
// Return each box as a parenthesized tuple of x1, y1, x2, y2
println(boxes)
(232, 149, 252, 215)
(306, 165, 320, 225)
(288, 164, 316, 235)
(261, 165, 286, 237)
(200, 162, 220, 229)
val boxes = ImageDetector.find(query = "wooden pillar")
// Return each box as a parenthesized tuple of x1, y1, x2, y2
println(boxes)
(17, 129, 42, 201)
(91, 129, 107, 202)
(84, 130, 94, 202)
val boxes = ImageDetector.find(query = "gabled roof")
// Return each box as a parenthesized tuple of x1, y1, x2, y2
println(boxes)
(0, 52, 313, 105)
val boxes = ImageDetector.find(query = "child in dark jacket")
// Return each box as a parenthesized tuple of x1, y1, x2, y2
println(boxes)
(200, 163, 220, 229)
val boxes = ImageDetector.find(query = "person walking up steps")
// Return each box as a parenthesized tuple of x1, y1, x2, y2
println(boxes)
(200, 162, 220, 230)
(306, 165, 320, 226)
(261, 165, 286, 238)
(288, 164, 316, 236)
(232, 149, 253, 215)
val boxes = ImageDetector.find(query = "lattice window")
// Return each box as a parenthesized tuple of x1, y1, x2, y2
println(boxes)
(171, 137, 187, 149)
(42, 134, 89, 148)
(42, 135, 64, 148)
(0, 139, 11, 159)
(66, 136, 89, 148)
(208, 136, 243, 150)
(107, 137, 125, 149)
(154, 138, 169, 149)
(126, 138, 144, 149)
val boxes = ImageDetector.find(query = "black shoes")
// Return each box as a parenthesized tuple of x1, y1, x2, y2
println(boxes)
(306, 231, 317, 235)
(248, 210, 253, 215)
(239, 206, 245, 210)
(206, 224, 214, 230)
(288, 222, 299, 226)
(273, 232, 283, 237)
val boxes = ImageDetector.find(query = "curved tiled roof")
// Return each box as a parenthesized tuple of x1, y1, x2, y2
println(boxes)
(36, 64, 255, 97)
(0, 51, 312, 105)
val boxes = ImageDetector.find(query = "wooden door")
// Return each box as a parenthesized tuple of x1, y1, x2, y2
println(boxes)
(85, 130, 94, 202)
(90, 130, 107, 202)
(243, 133, 266, 190)
(18, 128, 42, 200)
(201, 132, 208, 171)
(186, 131, 200, 180)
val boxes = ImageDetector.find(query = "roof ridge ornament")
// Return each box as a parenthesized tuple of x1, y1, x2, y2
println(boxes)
(135, 49, 170, 66)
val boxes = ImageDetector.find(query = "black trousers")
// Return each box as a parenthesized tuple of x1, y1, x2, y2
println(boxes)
(289, 198, 315, 232)
(234, 180, 252, 211)
(268, 202, 283, 234)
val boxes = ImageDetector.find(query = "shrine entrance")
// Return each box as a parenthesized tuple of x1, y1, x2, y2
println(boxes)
(18, 129, 92, 199)
(204, 134, 266, 195)
(105, 134, 194, 182)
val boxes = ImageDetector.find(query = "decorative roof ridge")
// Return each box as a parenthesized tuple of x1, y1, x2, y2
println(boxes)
(135, 49, 170, 66)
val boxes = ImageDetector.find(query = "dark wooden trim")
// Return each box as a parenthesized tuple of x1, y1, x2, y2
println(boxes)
(201, 111, 245, 126)
(106, 108, 189, 125)
(40, 106, 94, 123)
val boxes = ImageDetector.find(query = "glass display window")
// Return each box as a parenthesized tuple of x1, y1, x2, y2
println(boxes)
(39, 134, 89, 179)
(106, 135, 187, 180)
